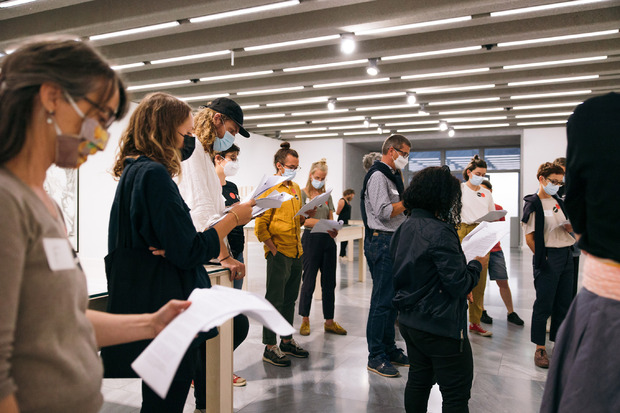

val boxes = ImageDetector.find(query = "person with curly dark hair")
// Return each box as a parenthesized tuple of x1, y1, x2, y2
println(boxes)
(392, 166, 485, 412)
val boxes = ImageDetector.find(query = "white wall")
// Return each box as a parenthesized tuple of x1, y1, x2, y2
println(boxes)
(521, 127, 567, 197)
(228, 132, 281, 198)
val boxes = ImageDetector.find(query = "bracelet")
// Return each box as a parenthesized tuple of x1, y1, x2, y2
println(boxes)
(220, 255, 231, 263)
(228, 209, 240, 225)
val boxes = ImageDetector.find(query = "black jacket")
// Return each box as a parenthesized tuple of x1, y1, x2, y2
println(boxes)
(391, 209, 481, 340)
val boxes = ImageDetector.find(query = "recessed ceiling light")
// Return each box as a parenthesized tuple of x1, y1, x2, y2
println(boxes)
(313, 77, 390, 88)
(503, 56, 607, 69)
(245, 34, 340, 51)
(355, 16, 472, 36)
(89, 22, 179, 41)
(199, 70, 274, 82)
(401, 67, 489, 80)
(190, 0, 300, 23)
(491, 0, 606, 17)
(283, 59, 367, 72)
(382, 45, 481, 61)
(498, 29, 619, 47)
(151, 50, 231, 65)
(510, 90, 591, 99)
(237, 86, 304, 96)
(507, 75, 599, 87)
(127, 80, 192, 91)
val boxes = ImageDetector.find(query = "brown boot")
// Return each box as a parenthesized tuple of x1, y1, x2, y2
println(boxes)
(534, 348, 549, 368)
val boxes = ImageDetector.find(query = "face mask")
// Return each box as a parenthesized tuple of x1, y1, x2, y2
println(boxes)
(543, 181, 560, 196)
(311, 179, 324, 189)
(394, 154, 408, 170)
(180, 134, 195, 161)
(282, 168, 296, 180)
(469, 174, 484, 186)
(52, 93, 110, 168)
(223, 160, 240, 177)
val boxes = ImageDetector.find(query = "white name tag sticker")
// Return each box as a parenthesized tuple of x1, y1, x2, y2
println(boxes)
(391, 189, 399, 195)
(544, 210, 553, 217)
(42, 238, 76, 271)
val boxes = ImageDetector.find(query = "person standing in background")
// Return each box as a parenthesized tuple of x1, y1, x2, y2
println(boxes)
(361, 134, 411, 378)
(336, 189, 355, 258)
(479, 180, 524, 326)
(458, 155, 494, 337)
(298, 159, 345, 337)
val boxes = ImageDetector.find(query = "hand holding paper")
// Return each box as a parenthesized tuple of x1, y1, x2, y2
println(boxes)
(295, 189, 332, 218)
(461, 221, 509, 263)
(474, 209, 507, 223)
(310, 219, 344, 234)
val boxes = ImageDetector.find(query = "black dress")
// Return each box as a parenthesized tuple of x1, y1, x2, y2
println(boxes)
(337, 198, 351, 257)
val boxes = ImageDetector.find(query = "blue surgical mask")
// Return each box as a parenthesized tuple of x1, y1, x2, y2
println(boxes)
(543, 181, 560, 196)
(469, 174, 484, 186)
(282, 168, 297, 180)
(213, 130, 235, 152)
(311, 179, 324, 189)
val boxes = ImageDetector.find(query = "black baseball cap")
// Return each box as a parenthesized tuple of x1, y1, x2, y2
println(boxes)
(206, 97, 250, 138)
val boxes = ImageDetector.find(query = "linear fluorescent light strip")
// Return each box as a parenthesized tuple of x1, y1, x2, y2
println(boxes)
(0, 0, 38, 7)
(237, 86, 304, 96)
(311, 116, 365, 124)
(295, 133, 339, 138)
(313, 77, 390, 88)
(510, 90, 591, 100)
(245, 34, 340, 51)
(328, 124, 378, 130)
(355, 104, 412, 111)
(491, 0, 606, 17)
(338, 92, 406, 101)
(401, 67, 489, 80)
(257, 121, 306, 127)
(438, 107, 505, 115)
(512, 102, 582, 110)
(111, 62, 145, 71)
(281, 127, 327, 133)
(517, 121, 567, 126)
(396, 127, 440, 133)
(385, 120, 438, 126)
(199, 70, 273, 82)
(291, 109, 348, 116)
(89, 22, 179, 41)
(372, 113, 431, 120)
(454, 123, 510, 129)
(508, 75, 599, 87)
(127, 80, 192, 91)
(444, 116, 508, 123)
(241, 104, 260, 109)
(355, 16, 472, 36)
(244, 113, 285, 120)
(179, 93, 230, 102)
(283, 59, 367, 72)
(429, 97, 501, 106)
(503, 56, 607, 70)
(498, 29, 619, 47)
(151, 50, 230, 65)
(190, 0, 300, 23)
(343, 130, 382, 136)
(514, 112, 573, 118)
(267, 97, 329, 107)
(415, 84, 496, 94)
(382, 46, 481, 61)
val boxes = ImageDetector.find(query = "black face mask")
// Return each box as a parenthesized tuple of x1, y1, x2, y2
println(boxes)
(180, 134, 196, 161)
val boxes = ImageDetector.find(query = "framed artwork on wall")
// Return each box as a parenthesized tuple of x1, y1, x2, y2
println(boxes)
(44, 166, 79, 251)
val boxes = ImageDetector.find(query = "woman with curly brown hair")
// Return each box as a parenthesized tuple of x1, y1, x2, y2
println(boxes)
(392, 166, 485, 413)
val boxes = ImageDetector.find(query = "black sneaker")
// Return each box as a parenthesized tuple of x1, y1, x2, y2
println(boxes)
(388, 348, 410, 367)
(367, 356, 400, 377)
(263, 345, 291, 367)
(280, 338, 309, 358)
(507, 312, 525, 326)
(481, 310, 493, 325)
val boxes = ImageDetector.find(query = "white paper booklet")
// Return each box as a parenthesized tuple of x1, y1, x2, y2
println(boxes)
(310, 219, 344, 234)
(244, 174, 289, 202)
(252, 191, 293, 216)
(294, 188, 332, 218)
(474, 209, 507, 223)
(461, 221, 510, 262)
(131, 286, 295, 399)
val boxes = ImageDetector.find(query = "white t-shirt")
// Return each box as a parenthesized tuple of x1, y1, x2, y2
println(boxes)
(523, 197, 575, 248)
(460, 182, 494, 224)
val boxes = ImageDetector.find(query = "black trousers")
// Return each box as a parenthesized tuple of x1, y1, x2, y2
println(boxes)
(339, 240, 348, 257)
(399, 325, 473, 413)
(194, 314, 249, 409)
(299, 230, 337, 319)
(531, 247, 574, 346)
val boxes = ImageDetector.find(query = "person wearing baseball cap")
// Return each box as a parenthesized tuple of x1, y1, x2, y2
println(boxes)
(205, 97, 250, 151)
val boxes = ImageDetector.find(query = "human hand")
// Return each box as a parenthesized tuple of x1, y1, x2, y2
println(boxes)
(474, 255, 489, 268)
(230, 201, 254, 226)
(467, 292, 474, 303)
(150, 299, 191, 337)
(305, 207, 318, 218)
(563, 223, 574, 233)
(327, 229, 338, 239)
(220, 257, 246, 281)
(149, 246, 166, 257)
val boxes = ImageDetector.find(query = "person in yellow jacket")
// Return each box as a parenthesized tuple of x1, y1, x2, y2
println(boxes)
(255, 142, 316, 367)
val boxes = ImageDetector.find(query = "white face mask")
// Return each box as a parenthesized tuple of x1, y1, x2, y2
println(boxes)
(394, 154, 408, 170)
(469, 174, 484, 186)
(223, 159, 240, 177)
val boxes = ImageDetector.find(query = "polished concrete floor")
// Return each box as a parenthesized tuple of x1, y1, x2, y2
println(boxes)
(100, 240, 567, 412)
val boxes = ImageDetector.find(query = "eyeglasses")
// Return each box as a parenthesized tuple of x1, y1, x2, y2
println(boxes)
(546, 178, 564, 186)
(283, 164, 301, 170)
(392, 146, 410, 157)
(82, 96, 117, 129)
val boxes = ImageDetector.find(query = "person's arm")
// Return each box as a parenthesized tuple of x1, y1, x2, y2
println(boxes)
(390, 200, 406, 217)
(525, 232, 536, 254)
(0, 394, 18, 413)
(86, 300, 191, 348)
(336, 198, 345, 215)
(366, 173, 401, 222)
(255, 201, 277, 255)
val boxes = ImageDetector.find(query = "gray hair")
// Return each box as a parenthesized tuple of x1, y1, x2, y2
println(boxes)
(362, 152, 382, 172)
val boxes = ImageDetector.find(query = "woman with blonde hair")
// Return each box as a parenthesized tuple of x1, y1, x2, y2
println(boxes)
(106, 92, 253, 412)
(298, 158, 346, 336)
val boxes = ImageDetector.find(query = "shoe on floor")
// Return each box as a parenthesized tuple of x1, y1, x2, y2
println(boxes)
(324, 321, 347, 335)
(535, 348, 549, 368)
(300, 320, 310, 336)
(280, 338, 309, 358)
(480, 310, 493, 325)
(388, 348, 410, 367)
(263, 345, 291, 367)
(367, 356, 400, 377)
(507, 312, 525, 326)
(233, 373, 247, 387)
(469, 323, 493, 337)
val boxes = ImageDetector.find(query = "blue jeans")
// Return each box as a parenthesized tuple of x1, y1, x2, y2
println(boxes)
(365, 232, 398, 360)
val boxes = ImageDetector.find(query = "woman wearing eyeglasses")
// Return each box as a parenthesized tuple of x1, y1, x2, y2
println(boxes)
(522, 162, 575, 369)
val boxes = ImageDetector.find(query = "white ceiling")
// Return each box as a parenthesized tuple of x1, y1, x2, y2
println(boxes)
(1, 0, 619, 148)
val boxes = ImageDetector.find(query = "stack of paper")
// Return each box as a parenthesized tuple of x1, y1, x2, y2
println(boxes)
(310, 219, 344, 234)
(295, 189, 333, 218)
(474, 209, 507, 223)
(131, 286, 295, 399)
(461, 221, 510, 262)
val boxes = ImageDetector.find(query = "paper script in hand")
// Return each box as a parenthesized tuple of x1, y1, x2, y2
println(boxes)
(461, 221, 510, 262)
(295, 189, 332, 218)
(474, 209, 507, 223)
(244, 174, 289, 202)
(131, 286, 295, 399)
(252, 191, 293, 216)
(310, 219, 344, 234)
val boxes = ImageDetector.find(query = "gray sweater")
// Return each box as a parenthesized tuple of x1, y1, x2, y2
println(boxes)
(0, 168, 103, 413)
